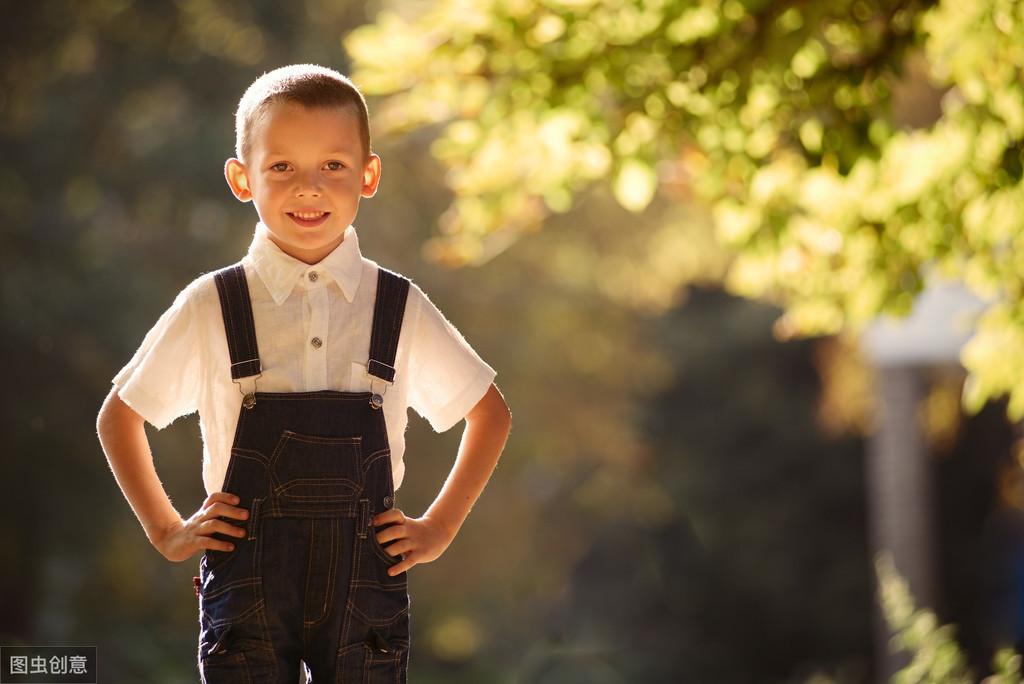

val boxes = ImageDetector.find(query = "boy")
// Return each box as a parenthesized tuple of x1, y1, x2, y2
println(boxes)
(96, 63, 511, 683)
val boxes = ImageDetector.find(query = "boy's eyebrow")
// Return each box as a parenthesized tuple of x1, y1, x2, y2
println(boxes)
(264, 148, 354, 157)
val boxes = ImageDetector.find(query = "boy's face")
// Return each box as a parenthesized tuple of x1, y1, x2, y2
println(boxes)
(224, 101, 381, 265)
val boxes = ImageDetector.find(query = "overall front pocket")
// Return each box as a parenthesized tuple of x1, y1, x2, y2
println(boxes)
(346, 528, 411, 628)
(369, 520, 405, 566)
(199, 647, 253, 684)
(270, 432, 363, 502)
(336, 625, 410, 684)
(197, 551, 266, 664)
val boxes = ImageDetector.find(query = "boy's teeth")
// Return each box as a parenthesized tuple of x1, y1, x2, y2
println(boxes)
(293, 211, 325, 219)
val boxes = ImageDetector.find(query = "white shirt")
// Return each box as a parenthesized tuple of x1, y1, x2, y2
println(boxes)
(111, 220, 496, 495)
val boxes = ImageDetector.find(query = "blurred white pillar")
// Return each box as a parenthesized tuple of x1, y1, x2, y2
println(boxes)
(860, 273, 987, 683)
(864, 365, 933, 678)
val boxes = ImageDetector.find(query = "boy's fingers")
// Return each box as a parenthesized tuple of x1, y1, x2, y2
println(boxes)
(197, 520, 220, 535)
(372, 508, 404, 526)
(197, 518, 246, 538)
(206, 491, 240, 506)
(387, 557, 412, 577)
(206, 502, 250, 520)
(376, 525, 405, 545)
(213, 520, 247, 537)
(385, 538, 412, 558)
(199, 537, 235, 552)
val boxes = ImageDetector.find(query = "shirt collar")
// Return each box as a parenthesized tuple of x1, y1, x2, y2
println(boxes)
(245, 220, 363, 305)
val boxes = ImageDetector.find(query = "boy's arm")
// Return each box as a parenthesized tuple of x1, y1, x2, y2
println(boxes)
(422, 382, 511, 540)
(96, 387, 248, 562)
(96, 387, 185, 546)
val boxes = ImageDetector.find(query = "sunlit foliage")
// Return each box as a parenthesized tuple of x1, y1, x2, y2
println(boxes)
(876, 552, 1023, 683)
(346, 0, 1024, 418)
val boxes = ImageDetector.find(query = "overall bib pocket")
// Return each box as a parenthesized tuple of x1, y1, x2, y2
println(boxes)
(271, 432, 363, 502)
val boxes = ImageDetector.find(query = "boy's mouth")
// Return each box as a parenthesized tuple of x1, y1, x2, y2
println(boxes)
(286, 211, 331, 228)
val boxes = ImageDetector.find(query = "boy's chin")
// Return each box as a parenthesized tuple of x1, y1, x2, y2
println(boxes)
(263, 223, 346, 254)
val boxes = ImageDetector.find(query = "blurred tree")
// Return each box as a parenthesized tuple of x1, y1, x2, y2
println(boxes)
(876, 551, 1024, 683)
(344, 0, 1024, 420)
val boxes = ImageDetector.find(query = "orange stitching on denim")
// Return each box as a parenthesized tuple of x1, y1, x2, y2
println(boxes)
(202, 597, 266, 629)
(276, 478, 360, 493)
(251, 514, 273, 653)
(201, 575, 261, 600)
(345, 597, 409, 627)
(231, 448, 270, 468)
(302, 517, 317, 627)
(249, 391, 374, 400)
(279, 433, 362, 445)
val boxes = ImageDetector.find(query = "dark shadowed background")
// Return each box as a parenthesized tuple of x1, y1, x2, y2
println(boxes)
(3, 1, 1023, 682)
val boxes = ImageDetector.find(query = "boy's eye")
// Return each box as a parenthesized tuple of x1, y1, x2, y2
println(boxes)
(268, 162, 343, 172)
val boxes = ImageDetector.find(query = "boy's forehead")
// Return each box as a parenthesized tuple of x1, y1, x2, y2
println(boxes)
(253, 102, 360, 155)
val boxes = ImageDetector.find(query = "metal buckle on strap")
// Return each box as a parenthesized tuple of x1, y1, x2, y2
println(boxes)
(231, 359, 263, 409)
(369, 376, 392, 410)
(232, 373, 262, 409)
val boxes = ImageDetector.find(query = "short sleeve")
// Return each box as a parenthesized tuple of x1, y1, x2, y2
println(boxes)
(407, 283, 496, 433)
(112, 284, 203, 430)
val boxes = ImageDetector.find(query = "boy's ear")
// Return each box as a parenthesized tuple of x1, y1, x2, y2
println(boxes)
(361, 153, 382, 199)
(225, 158, 253, 201)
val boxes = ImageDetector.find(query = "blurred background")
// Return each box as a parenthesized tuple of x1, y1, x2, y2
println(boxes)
(3, 0, 1024, 682)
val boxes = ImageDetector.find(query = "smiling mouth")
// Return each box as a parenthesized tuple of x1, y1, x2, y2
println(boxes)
(287, 212, 331, 227)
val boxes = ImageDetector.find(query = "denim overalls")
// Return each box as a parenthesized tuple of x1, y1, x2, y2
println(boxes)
(192, 262, 412, 683)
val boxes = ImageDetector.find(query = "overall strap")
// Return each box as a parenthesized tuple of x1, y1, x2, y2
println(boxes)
(367, 267, 410, 384)
(213, 263, 262, 380)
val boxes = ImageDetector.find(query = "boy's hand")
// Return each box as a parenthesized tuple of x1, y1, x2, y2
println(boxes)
(152, 492, 250, 563)
(371, 508, 456, 576)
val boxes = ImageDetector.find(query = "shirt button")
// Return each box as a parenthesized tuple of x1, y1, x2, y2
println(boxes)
(308, 271, 318, 282)
(383, 495, 393, 508)
(311, 337, 322, 349)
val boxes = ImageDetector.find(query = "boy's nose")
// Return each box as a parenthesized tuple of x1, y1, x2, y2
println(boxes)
(294, 172, 323, 195)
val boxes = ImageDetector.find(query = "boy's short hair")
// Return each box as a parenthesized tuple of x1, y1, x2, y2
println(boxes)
(235, 63, 371, 166)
